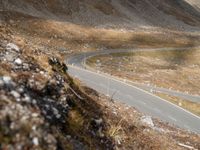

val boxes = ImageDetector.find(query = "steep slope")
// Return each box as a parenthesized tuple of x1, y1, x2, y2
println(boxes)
(1, 1, 200, 149)
(0, 0, 200, 31)
(1, 23, 200, 150)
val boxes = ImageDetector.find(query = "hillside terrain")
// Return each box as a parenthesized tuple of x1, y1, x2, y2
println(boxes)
(1, 0, 200, 53)
(1, 0, 200, 31)
(0, 0, 200, 149)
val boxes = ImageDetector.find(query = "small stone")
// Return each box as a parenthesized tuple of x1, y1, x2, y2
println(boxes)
(2, 76, 12, 84)
(40, 71, 45, 75)
(17, 87, 24, 93)
(32, 113, 39, 117)
(98, 129, 105, 138)
(22, 63, 29, 70)
(42, 110, 47, 115)
(94, 118, 103, 125)
(23, 95, 31, 103)
(36, 68, 40, 72)
(21, 116, 29, 122)
(14, 58, 22, 65)
(32, 126, 37, 131)
(10, 90, 20, 99)
(46, 116, 52, 120)
(16, 98, 21, 102)
(45, 104, 50, 109)
(117, 138, 121, 145)
(10, 122, 15, 129)
(141, 116, 154, 127)
(66, 135, 71, 139)
(113, 111, 117, 115)
(32, 137, 39, 146)
(32, 99, 37, 105)
(56, 114, 61, 119)
(6, 43, 20, 52)
(52, 107, 59, 115)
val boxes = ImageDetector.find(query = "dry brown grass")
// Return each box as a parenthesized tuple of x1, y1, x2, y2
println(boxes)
(156, 92, 200, 116)
(87, 49, 200, 116)
(87, 49, 200, 95)
(67, 110, 85, 131)
(1, 9, 200, 149)
(1, 17, 200, 150)
(0, 63, 12, 76)
(6, 11, 200, 53)
(107, 119, 124, 141)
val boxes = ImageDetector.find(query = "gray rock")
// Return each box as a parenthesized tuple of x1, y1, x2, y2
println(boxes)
(94, 118, 103, 125)
(32, 126, 37, 131)
(4, 52, 17, 62)
(32, 137, 39, 146)
(10, 91, 20, 99)
(32, 99, 37, 105)
(40, 71, 45, 75)
(6, 43, 20, 52)
(14, 58, 23, 65)
(23, 94, 31, 103)
(141, 116, 154, 127)
(66, 135, 71, 139)
(17, 87, 24, 93)
(2, 76, 12, 84)
(32, 113, 39, 118)
(52, 107, 59, 115)
(22, 63, 30, 70)
(56, 114, 61, 119)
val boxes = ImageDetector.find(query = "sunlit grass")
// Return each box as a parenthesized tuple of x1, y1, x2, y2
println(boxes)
(156, 92, 200, 116)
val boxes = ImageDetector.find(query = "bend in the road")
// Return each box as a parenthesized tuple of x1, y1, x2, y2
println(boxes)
(66, 47, 200, 134)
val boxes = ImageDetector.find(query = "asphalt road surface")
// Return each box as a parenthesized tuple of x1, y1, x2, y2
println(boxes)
(66, 48, 200, 133)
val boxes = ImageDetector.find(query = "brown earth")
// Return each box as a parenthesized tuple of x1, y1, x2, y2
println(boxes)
(1, 0, 200, 31)
(1, 23, 200, 150)
(87, 50, 200, 95)
(1, 0, 200, 149)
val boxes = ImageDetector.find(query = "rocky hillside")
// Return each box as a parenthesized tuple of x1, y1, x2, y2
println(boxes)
(1, 0, 200, 149)
(1, 23, 200, 149)
(0, 0, 200, 31)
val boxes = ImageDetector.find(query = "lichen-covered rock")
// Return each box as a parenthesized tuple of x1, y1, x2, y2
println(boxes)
(6, 43, 20, 52)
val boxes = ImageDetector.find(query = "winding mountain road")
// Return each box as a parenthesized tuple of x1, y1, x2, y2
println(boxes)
(66, 47, 200, 133)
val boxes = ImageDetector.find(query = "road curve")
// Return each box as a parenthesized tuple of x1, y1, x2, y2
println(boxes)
(66, 48, 200, 133)
(67, 47, 200, 103)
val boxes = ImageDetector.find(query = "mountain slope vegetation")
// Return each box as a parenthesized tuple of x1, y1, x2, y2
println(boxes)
(0, 0, 200, 149)
(1, 0, 200, 30)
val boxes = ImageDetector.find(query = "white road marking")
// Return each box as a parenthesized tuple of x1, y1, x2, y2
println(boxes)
(69, 65, 200, 120)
